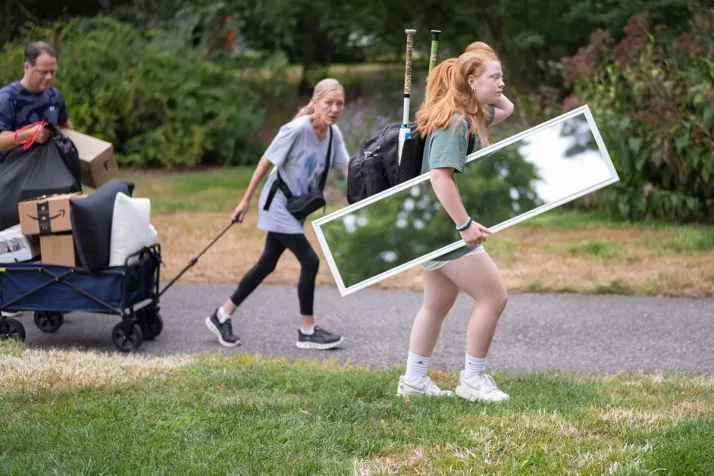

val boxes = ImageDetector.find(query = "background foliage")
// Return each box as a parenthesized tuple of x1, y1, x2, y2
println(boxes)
(0, 0, 711, 221)
(0, 16, 276, 166)
(563, 9, 713, 222)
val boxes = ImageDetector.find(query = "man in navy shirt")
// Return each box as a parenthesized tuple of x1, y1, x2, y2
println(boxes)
(0, 41, 73, 165)
(0, 42, 72, 318)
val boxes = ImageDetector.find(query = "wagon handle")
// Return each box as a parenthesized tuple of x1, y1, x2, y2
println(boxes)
(156, 218, 238, 298)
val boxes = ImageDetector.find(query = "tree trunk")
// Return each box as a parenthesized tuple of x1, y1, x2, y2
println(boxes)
(298, 34, 317, 96)
(297, 20, 330, 96)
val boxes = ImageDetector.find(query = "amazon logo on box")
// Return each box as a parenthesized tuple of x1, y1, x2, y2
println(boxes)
(18, 193, 88, 236)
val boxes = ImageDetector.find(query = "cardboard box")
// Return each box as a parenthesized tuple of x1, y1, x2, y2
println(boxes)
(40, 233, 79, 267)
(0, 225, 40, 263)
(59, 128, 118, 189)
(18, 193, 87, 236)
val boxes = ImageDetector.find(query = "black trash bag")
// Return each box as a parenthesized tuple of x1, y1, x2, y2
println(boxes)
(0, 125, 82, 231)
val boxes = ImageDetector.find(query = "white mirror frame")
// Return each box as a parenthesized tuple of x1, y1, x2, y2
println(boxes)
(312, 105, 619, 296)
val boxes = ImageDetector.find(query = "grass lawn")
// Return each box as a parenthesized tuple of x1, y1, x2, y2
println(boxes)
(117, 167, 714, 297)
(1, 341, 712, 474)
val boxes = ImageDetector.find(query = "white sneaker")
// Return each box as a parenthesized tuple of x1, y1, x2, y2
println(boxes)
(455, 371, 509, 402)
(397, 375, 455, 398)
(1, 311, 22, 318)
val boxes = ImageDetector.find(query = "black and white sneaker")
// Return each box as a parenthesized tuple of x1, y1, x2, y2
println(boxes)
(205, 309, 241, 347)
(296, 326, 343, 350)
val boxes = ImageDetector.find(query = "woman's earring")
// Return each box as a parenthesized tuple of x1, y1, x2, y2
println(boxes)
(470, 87, 476, 93)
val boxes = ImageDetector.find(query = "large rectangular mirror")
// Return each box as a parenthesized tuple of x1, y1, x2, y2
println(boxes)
(313, 105, 619, 296)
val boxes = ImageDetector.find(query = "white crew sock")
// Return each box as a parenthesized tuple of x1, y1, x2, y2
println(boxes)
(464, 352, 486, 379)
(217, 306, 231, 324)
(301, 325, 315, 335)
(405, 351, 430, 379)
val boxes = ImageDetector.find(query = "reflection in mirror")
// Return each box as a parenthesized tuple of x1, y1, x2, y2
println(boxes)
(313, 106, 618, 295)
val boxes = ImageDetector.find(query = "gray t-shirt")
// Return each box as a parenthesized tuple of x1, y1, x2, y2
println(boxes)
(258, 116, 349, 234)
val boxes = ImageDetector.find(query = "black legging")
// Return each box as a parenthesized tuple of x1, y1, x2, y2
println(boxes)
(230, 232, 319, 315)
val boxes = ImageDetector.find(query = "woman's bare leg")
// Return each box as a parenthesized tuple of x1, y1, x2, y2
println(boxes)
(440, 251, 508, 358)
(408, 268, 460, 356)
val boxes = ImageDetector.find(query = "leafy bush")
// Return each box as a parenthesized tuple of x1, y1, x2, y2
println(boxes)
(561, 6, 714, 223)
(0, 16, 279, 167)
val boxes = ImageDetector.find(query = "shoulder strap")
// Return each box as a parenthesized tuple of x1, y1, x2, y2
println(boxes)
(263, 171, 290, 211)
(464, 116, 476, 155)
(318, 126, 333, 192)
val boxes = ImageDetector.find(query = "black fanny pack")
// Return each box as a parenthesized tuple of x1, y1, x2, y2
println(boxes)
(264, 126, 332, 221)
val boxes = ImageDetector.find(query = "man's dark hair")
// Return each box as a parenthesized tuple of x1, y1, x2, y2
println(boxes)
(24, 42, 58, 66)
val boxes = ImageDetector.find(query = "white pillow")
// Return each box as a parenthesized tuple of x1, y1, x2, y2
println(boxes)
(145, 224, 158, 247)
(109, 193, 150, 267)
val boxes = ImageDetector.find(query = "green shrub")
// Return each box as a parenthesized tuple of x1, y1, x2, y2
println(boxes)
(0, 17, 275, 167)
(561, 6, 714, 223)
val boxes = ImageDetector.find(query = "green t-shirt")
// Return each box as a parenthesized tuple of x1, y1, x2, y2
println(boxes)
(421, 117, 471, 175)
(421, 109, 493, 263)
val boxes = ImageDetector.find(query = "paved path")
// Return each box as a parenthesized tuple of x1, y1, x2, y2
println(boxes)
(14, 283, 714, 375)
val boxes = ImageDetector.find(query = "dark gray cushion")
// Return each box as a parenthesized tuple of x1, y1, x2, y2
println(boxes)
(70, 180, 134, 273)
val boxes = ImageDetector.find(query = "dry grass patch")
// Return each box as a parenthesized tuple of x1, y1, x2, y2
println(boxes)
(353, 446, 436, 475)
(672, 399, 714, 418)
(460, 413, 658, 472)
(150, 212, 714, 297)
(354, 413, 647, 474)
(588, 407, 671, 431)
(587, 401, 714, 432)
(0, 342, 194, 394)
(489, 227, 714, 296)
(601, 372, 714, 391)
(572, 442, 654, 474)
(465, 411, 591, 446)
(194, 350, 364, 375)
(511, 412, 582, 440)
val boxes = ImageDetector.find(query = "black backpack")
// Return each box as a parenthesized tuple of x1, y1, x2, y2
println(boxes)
(346, 122, 475, 205)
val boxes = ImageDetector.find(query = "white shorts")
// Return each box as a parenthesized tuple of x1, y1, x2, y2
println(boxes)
(421, 244, 486, 271)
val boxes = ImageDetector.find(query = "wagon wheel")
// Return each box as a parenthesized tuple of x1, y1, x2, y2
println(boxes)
(0, 318, 26, 342)
(34, 311, 64, 333)
(111, 322, 143, 353)
(142, 313, 163, 340)
(138, 306, 163, 340)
